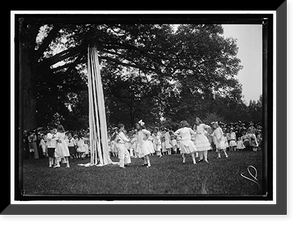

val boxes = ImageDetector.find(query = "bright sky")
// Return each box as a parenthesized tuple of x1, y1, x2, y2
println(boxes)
(222, 24, 263, 104)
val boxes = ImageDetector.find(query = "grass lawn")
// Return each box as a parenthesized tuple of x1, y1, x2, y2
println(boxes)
(22, 150, 263, 196)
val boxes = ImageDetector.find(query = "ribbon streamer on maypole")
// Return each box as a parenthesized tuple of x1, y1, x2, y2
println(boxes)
(86, 45, 112, 166)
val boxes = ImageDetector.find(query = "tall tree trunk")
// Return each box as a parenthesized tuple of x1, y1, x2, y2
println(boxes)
(21, 49, 37, 131)
(19, 19, 39, 131)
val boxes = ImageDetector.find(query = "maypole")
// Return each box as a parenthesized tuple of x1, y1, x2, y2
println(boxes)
(86, 46, 112, 166)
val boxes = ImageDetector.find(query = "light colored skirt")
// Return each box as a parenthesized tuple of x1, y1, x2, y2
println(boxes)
(229, 140, 237, 147)
(55, 142, 70, 159)
(194, 133, 211, 151)
(179, 140, 197, 154)
(117, 143, 131, 167)
(137, 140, 155, 158)
(214, 137, 227, 150)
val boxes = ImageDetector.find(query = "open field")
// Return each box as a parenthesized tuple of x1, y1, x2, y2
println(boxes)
(22, 150, 263, 196)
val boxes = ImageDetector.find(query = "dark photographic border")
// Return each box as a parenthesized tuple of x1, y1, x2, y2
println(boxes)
(5, 1, 286, 215)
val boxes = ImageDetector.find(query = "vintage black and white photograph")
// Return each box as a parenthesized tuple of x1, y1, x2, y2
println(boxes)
(14, 12, 273, 202)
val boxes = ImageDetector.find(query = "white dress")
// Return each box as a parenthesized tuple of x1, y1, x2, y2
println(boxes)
(55, 132, 70, 159)
(152, 133, 162, 152)
(136, 129, 155, 157)
(116, 132, 131, 167)
(164, 131, 172, 149)
(194, 124, 211, 151)
(236, 140, 245, 150)
(76, 138, 87, 153)
(229, 132, 237, 147)
(248, 133, 258, 147)
(212, 127, 226, 150)
(174, 127, 197, 154)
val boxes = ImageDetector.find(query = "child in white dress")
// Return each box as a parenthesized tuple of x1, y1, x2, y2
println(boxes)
(164, 129, 172, 155)
(83, 137, 90, 158)
(212, 122, 228, 159)
(174, 120, 197, 164)
(171, 135, 178, 154)
(67, 132, 76, 159)
(110, 128, 119, 157)
(228, 129, 237, 151)
(152, 127, 162, 157)
(160, 128, 167, 156)
(45, 129, 57, 167)
(193, 117, 211, 163)
(147, 132, 155, 156)
(247, 130, 259, 151)
(224, 132, 229, 151)
(124, 130, 132, 155)
(236, 137, 245, 151)
(39, 135, 47, 157)
(135, 120, 154, 168)
(116, 123, 131, 168)
(76, 135, 87, 159)
(53, 125, 70, 168)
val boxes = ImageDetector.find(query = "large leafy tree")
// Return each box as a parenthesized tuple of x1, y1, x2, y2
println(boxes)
(18, 18, 246, 131)
(161, 24, 243, 123)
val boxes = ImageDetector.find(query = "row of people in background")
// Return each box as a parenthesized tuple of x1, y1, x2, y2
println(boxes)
(108, 119, 262, 158)
(23, 119, 262, 169)
(26, 125, 93, 168)
(111, 118, 262, 168)
(43, 125, 70, 168)
(24, 127, 90, 160)
(24, 119, 261, 159)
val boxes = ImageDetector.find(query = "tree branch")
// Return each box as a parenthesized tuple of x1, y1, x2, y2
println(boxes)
(38, 45, 82, 68)
(64, 51, 85, 76)
(35, 26, 61, 60)
(99, 55, 159, 75)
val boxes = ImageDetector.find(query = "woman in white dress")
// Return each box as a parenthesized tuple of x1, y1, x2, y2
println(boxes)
(174, 120, 197, 164)
(193, 117, 211, 163)
(135, 120, 154, 168)
(53, 125, 70, 168)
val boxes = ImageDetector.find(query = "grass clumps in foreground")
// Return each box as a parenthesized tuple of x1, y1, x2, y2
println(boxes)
(22, 150, 263, 196)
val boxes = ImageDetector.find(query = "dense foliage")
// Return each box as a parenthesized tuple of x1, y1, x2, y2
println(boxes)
(19, 20, 262, 130)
